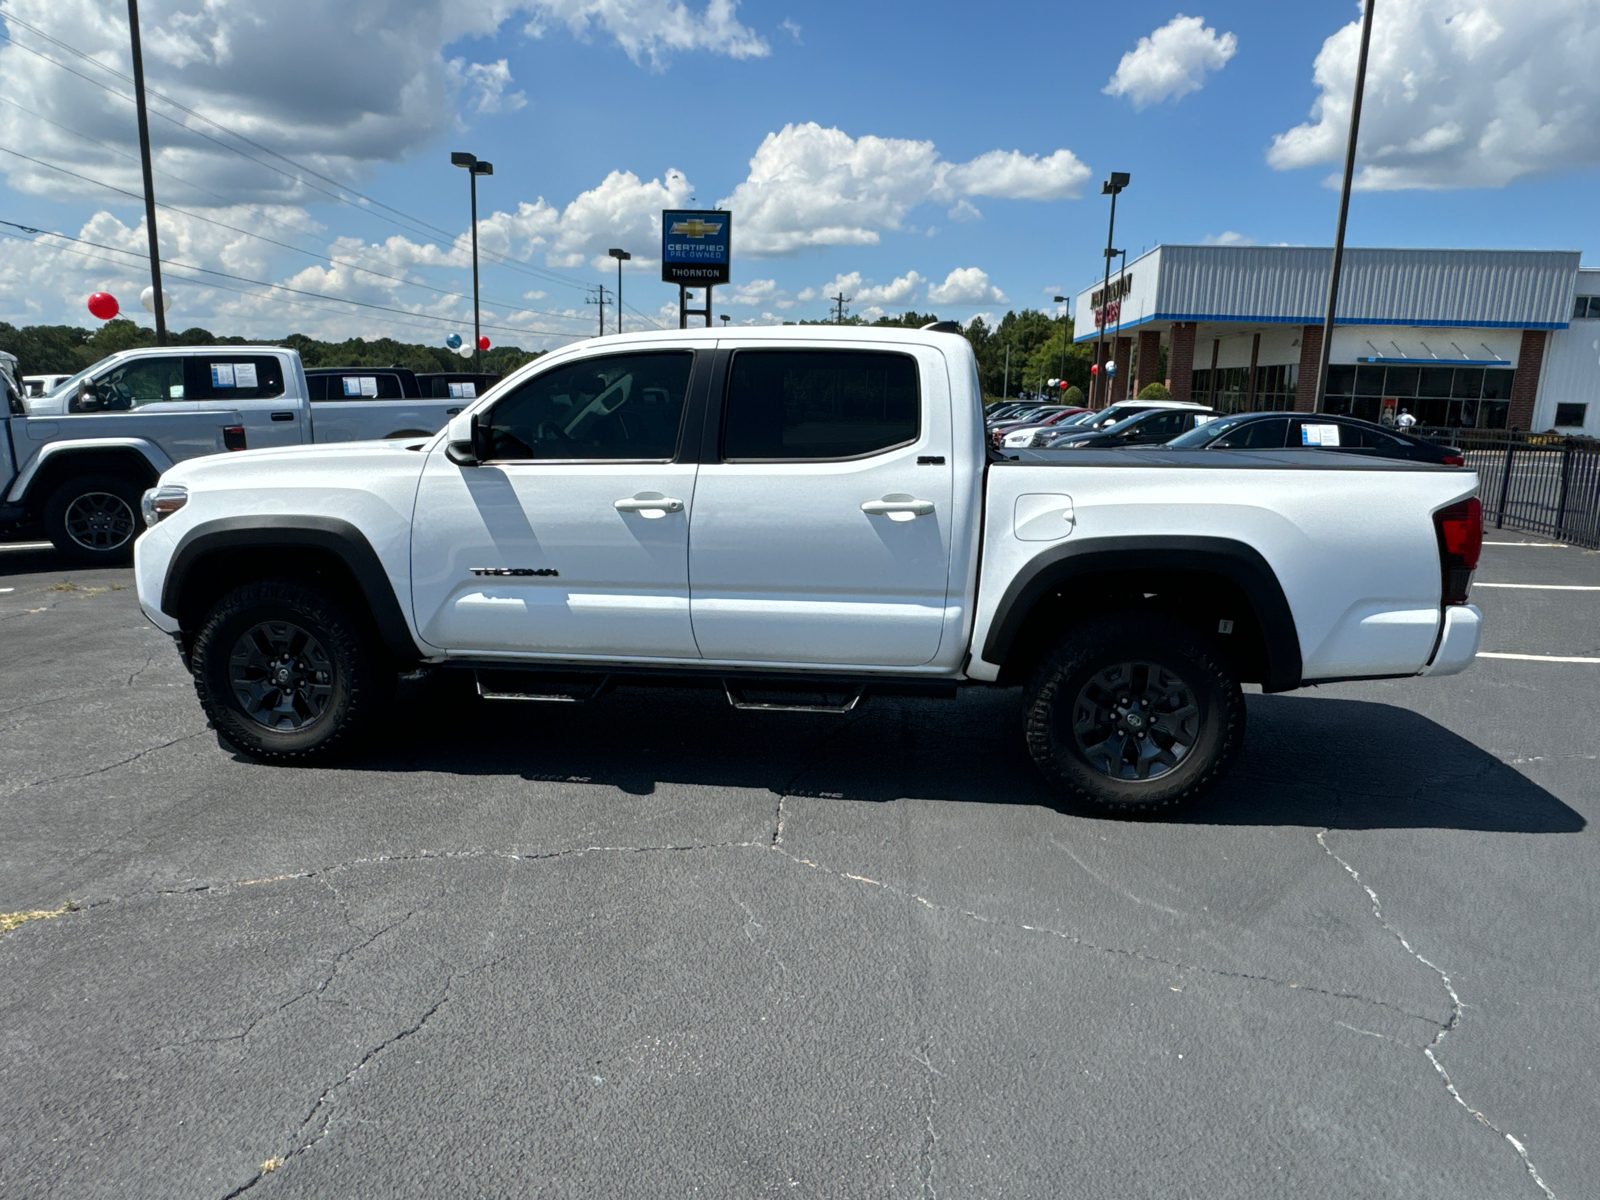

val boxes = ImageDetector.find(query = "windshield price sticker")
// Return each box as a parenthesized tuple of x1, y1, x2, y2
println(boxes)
(210, 363, 235, 388)
(1302, 423, 1342, 447)
(343, 376, 379, 398)
(233, 362, 258, 388)
(448, 381, 476, 399)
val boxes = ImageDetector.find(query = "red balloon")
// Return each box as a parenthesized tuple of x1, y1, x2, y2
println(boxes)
(87, 292, 119, 320)
(477, 335, 490, 351)
(1089, 363, 1099, 375)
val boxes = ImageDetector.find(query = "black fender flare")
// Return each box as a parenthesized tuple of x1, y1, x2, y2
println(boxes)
(161, 516, 421, 662)
(980, 535, 1303, 692)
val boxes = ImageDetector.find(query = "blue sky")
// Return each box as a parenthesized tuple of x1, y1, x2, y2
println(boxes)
(1, 0, 1596, 347)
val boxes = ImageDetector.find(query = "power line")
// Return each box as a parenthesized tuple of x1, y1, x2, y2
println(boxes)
(0, 143, 597, 329)
(0, 221, 590, 342)
(0, 23, 601, 299)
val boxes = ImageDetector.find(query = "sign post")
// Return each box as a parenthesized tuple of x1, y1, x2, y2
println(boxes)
(661, 209, 731, 329)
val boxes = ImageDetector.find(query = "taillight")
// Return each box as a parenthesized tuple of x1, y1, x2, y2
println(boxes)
(1441, 451, 1464, 467)
(224, 425, 247, 451)
(1433, 497, 1482, 605)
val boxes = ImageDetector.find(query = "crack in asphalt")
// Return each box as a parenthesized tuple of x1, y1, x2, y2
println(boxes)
(4, 731, 207, 796)
(126, 650, 157, 687)
(1317, 831, 1558, 1200)
(909, 1045, 941, 1200)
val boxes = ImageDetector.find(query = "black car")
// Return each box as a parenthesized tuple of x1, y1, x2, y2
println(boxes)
(303, 367, 421, 400)
(1162, 411, 1465, 465)
(1044, 405, 1219, 449)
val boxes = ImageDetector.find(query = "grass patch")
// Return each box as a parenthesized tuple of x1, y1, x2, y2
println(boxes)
(0, 900, 76, 934)
(48, 580, 77, 592)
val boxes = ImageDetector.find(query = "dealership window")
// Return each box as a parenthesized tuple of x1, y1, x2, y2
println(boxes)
(1193, 363, 1296, 414)
(1323, 363, 1512, 428)
(1554, 403, 1588, 428)
(1573, 296, 1600, 319)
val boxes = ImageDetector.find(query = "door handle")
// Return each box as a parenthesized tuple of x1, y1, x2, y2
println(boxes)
(271, 411, 295, 422)
(861, 494, 935, 518)
(614, 493, 684, 517)
(446, 406, 463, 416)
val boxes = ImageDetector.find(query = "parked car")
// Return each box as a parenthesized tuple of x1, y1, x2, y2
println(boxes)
(997, 407, 1092, 447)
(989, 406, 1087, 447)
(135, 325, 1483, 813)
(21, 373, 73, 399)
(986, 402, 1047, 427)
(1040, 406, 1219, 449)
(1162, 411, 1466, 465)
(417, 372, 501, 400)
(7, 345, 465, 563)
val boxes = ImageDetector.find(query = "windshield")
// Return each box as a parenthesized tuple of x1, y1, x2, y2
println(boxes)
(1167, 412, 1252, 448)
(41, 362, 102, 399)
(1053, 410, 1096, 427)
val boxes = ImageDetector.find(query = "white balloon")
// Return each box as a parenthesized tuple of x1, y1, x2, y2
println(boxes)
(457, 344, 475, 359)
(139, 285, 173, 313)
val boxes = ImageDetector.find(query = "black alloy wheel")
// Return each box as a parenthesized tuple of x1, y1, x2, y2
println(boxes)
(228, 619, 336, 731)
(191, 579, 393, 762)
(1024, 612, 1244, 813)
(43, 474, 146, 566)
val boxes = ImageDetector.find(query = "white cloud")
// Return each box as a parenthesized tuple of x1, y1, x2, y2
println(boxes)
(780, 18, 802, 43)
(1104, 14, 1238, 110)
(1268, 0, 1600, 189)
(718, 123, 1090, 256)
(928, 267, 1006, 306)
(947, 199, 982, 222)
(720, 277, 786, 306)
(449, 58, 528, 114)
(521, 0, 770, 66)
(1201, 231, 1256, 246)
(808, 270, 924, 307)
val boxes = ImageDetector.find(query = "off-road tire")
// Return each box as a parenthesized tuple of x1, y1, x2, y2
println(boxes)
(191, 579, 393, 763)
(42, 474, 145, 566)
(1023, 612, 1244, 814)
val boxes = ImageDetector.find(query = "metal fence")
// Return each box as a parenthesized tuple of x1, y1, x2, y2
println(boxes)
(1416, 428, 1600, 548)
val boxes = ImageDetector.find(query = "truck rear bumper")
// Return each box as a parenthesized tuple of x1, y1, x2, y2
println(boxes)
(1420, 604, 1482, 676)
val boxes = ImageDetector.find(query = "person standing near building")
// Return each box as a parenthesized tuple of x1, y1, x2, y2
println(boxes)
(1396, 407, 1418, 429)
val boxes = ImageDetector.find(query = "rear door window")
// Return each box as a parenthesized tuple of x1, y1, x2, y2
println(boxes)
(186, 355, 286, 400)
(1212, 417, 1289, 448)
(721, 349, 919, 461)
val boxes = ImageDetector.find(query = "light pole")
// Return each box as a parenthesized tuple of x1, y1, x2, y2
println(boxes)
(1313, 0, 1377, 413)
(451, 152, 493, 370)
(1053, 295, 1069, 393)
(1095, 172, 1129, 408)
(608, 248, 631, 334)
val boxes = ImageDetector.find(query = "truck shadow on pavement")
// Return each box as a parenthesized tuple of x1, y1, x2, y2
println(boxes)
(350, 682, 1583, 834)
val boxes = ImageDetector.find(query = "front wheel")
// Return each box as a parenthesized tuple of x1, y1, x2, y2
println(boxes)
(191, 579, 392, 762)
(43, 474, 144, 566)
(1023, 612, 1244, 814)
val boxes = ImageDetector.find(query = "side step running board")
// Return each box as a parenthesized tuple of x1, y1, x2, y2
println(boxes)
(723, 681, 865, 714)
(476, 670, 612, 703)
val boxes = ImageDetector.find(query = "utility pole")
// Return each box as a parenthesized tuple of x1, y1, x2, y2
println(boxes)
(1313, 0, 1377, 413)
(831, 292, 851, 324)
(1053, 295, 1070, 389)
(1095, 172, 1130, 408)
(126, 0, 165, 344)
(608, 248, 631, 334)
(1002, 344, 1011, 402)
(587, 286, 609, 337)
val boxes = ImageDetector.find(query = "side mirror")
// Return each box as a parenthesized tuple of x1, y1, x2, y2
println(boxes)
(445, 410, 479, 465)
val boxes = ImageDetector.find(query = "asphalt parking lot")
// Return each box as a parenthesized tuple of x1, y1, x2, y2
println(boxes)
(1, 534, 1595, 1199)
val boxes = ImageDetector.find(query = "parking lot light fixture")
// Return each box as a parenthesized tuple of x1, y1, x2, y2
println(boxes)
(453, 153, 493, 368)
(1096, 172, 1130, 408)
(1053, 295, 1069, 387)
(609, 248, 631, 334)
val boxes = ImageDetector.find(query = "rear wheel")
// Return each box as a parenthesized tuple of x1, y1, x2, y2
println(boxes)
(43, 474, 145, 566)
(1023, 612, 1244, 814)
(191, 579, 392, 762)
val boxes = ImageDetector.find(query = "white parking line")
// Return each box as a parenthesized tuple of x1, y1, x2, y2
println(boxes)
(0, 541, 53, 552)
(1474, 583, 1600, 591)
(1478, 651, 1600, 664)
(1483, 541, 1568, 547)
(0, 587, 12, 593)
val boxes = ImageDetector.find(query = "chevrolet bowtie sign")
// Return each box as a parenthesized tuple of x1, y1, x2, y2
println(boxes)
(662, 208, 731, 285)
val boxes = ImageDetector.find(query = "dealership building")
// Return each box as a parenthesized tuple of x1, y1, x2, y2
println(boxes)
(1073, 245, 1600, 435)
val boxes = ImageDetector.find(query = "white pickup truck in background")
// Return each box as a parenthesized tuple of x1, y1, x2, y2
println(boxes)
(6, 344, 463, 563)
(133, 326, 1485, 812)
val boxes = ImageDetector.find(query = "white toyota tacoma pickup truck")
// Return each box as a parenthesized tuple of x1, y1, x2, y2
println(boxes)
(133, 326, 1485, 812)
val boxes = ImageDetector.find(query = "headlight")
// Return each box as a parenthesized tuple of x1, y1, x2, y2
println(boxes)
(141, 484, 188, 527)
